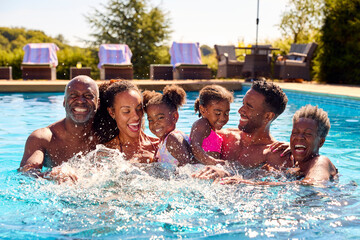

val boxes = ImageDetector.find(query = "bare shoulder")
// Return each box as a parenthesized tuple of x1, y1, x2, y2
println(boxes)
(306, 155, 337, 181)
(190, 118, 211, 140)
(27, 119, 65, 143)
(218, 128, 240, 140)
(314, 155, 337, 176)
(167, 131, 185, 145)
(29, 127, 53, 142)
(191, 118, 211, 131)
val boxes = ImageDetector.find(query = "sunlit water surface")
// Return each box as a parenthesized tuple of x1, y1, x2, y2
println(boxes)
(0, 86, 359, 239)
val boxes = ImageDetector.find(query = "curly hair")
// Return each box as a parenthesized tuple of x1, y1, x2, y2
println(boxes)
(93, 80, 142, 143)
(194, 85, 234, 117)
(143, 85, 186, 113)
(293, 104, 331, 138)
(251, 80, 288, 119)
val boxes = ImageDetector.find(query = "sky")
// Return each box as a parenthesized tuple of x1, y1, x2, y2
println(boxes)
(0, 0, 288, 48)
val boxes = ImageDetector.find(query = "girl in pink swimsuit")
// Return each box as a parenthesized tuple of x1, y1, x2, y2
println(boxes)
(143, 85, 193, 167)
(190, 85, 234, 165)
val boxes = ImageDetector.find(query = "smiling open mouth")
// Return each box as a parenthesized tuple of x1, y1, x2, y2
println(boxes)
(128, 122, 140, 132)
(294, 144, 306, 153)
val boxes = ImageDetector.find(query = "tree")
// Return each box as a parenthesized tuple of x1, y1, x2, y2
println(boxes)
(86, 0, 171, 78)
(200, 45, 213, 56)
(0, 27, 99, 79)
(278, 0, 324, 43)
(319, 0, 360, 84)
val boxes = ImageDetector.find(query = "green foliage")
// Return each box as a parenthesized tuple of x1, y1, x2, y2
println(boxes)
(0, 27, 99, 80)
(86, 0, 171, 79)
(319, 0, 360, 84)
(278, 0, 324, 43)
(57, 47, 99, 80)
(200, 45, 213, 56)
(201, 52, 218, 78)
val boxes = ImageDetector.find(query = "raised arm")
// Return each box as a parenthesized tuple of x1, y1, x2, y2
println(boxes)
(190, 119, 224, 165)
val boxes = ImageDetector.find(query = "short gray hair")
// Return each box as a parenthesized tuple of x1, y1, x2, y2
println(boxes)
(293, 104, 330, 138)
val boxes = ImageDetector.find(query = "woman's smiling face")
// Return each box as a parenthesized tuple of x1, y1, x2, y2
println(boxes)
(290, 118, 325, 163)
(108, 90, 144, 140)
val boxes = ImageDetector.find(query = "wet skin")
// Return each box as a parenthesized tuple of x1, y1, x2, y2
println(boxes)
(106, 90, 158, 163)
(19, 76, 100, 183)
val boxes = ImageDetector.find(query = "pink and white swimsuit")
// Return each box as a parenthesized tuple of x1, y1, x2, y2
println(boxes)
(156, 129, 190, 166)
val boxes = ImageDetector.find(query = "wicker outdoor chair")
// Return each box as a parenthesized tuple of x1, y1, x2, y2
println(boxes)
(274, 42, 318, 81)
(214, 45, 244, 78)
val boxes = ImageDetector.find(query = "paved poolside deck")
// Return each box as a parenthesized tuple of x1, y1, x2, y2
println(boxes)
(0, 79, 359, 99)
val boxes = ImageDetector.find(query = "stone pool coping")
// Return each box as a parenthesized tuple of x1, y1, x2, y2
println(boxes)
(0, 79, 359, 99)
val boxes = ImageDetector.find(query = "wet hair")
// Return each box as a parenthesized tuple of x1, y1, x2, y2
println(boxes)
(194, 85, 234, 117)
(93, 79, 142, 143)
(293, 104, 331, 138)
(251, 80, 288, 119)
(143, 85, 186, 112)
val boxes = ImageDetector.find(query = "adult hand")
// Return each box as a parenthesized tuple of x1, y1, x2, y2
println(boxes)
(45, 165, 78, 184)
(192, 165, 231, 180)
(261, 163, 279, 172)
(214, 176, 250, 185)
(269, 141, 291, 157)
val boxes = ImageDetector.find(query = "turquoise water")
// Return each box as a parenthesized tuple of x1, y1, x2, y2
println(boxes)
(0, 86, 359, 239)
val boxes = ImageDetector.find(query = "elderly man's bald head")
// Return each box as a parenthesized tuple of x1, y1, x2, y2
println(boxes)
(64, 75, 99, 124)
(65, 75, 99, 97)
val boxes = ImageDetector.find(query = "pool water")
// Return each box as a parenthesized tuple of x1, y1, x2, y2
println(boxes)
(0, 86, 359, 239)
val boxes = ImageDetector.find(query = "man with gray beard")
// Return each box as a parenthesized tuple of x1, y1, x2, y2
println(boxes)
(19, 76, 99, 183)
(193, 80, 293, 179)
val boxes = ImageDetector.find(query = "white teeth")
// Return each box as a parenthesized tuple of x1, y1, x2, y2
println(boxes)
(240, 118, 249, 122)
(129, 122, 139, 126)
(74, 107, 87, 112)
(155, 129, 161, 132)
(295, 145, 306, 148)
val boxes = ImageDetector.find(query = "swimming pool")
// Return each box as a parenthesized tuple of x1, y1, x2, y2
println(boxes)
(0, 86, 359, 239)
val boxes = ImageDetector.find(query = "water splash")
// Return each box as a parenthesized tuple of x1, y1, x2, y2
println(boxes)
(1, 145, 359, 239)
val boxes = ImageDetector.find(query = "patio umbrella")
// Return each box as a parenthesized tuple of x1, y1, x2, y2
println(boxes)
(255, 0, 260, 48)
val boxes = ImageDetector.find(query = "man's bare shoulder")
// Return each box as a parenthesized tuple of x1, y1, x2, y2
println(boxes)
(27, 119, 66, 144)
(218, 128, 241, 139)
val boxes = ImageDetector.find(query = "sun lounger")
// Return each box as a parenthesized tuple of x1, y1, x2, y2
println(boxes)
(98, 44, 133, 80)
(21, 43, 59, 80)
(170, 42, 211, 80)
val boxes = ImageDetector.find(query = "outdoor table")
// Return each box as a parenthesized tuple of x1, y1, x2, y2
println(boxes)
(0, 67, 12, 80)
(70, 67, 91, 79)
(236, 47, 280, 79)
